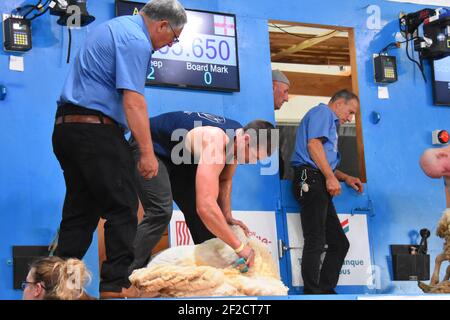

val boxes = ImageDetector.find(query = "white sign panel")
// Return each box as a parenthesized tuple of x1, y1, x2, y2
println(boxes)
(287, 213, 373, 287)
(169, 210, 279, 274)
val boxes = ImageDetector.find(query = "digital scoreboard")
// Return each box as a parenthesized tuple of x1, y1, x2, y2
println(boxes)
(432, 56, 450, 106)
(115, 0, 240, 92)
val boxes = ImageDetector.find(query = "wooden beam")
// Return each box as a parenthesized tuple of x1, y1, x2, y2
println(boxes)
(348, 29, 367, 183)
(97, 201, 169, 272)
(270, 19, 352, 32)
(271, 30, 341, 60)
(284, 71, 352, 97)
(272, 55, 350, 64)
(284, 59, 351, 65)
(445, 185, 450, 208)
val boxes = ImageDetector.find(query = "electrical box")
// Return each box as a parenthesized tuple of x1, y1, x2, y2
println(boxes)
(391, 245, 430, 281)
(421, 11, 450, 60)
(374, 55, 398, 83)
(2, 17, 32, 52)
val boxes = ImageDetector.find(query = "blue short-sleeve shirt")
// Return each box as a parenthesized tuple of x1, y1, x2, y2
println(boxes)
(58, 14, 153, 129)
(290, 103, 341, 170)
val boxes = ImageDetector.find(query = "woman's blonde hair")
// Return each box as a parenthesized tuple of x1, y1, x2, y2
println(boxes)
(30, 256, 92, 300)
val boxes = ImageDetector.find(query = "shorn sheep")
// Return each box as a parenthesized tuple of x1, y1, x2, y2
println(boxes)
(129, 225, 289, 297)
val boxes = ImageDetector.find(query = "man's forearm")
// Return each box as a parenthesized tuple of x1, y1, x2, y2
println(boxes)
(335, 169, 349, 182)
(124, 102, 154, 155)
(197, 200, 241, 249)
(217, 180, 232, 221)
(308, 139, 334, 178)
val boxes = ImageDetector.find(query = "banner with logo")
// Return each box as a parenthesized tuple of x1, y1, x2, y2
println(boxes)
(286, 213, 373, 286)
(169, 210, 279, 273)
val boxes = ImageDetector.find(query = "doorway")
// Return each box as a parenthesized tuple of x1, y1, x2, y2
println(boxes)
(269, 20, 366, 182)
(269, 20, 374, 294)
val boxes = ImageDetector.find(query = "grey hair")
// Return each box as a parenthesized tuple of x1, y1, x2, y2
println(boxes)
(329, 89, 359, 104)
(141, 0, 187, 29)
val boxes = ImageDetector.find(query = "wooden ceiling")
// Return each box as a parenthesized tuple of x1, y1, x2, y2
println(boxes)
(269, 22, 350, 66)
(269, 21, 353, 96)
(270, 31, 351, 65)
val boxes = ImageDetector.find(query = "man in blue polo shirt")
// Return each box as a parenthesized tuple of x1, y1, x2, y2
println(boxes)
(51, 0, 187, 299)
(291, 89, 364, 294)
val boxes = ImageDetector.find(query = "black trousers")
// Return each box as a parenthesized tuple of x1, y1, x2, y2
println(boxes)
(292, 166, 350, 294)
(52, 121, 138, 292)
(128, 142, 214, 273)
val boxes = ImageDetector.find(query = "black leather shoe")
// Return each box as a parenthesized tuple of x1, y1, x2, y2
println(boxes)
(320, 289, 337, 294)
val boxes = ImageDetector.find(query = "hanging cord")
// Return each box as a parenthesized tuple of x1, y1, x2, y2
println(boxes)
(67, 27, 72, 64)
(269, 23, 340, 40)
(12, 4, 37, 18)
(399, 16, 427, 82)
(405, 32, 427, 82)
(378, 36, 419, 55)
(26, 0, 52, 21)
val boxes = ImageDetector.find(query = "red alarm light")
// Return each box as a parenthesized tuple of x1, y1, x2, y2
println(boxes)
(438, 130, 449, 144)
(433, 130, 449, 145)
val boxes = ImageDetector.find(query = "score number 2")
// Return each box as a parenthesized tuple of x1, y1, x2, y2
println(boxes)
(147, 67, 155, 80)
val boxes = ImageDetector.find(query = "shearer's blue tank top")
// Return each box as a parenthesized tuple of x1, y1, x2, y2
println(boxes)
(144, 111, 243, 160)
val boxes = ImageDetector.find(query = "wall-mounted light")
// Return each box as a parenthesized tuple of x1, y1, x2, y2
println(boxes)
(432, 129, 449, 145)
(370, 111, 381, 124)
(0, 85, 6, 101)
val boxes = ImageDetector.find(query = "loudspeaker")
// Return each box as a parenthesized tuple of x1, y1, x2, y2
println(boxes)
(390, 245, 430, 281)
(13, 246, 50, 289)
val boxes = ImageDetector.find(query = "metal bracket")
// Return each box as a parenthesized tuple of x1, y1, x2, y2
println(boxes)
(278, 239, 303, 259)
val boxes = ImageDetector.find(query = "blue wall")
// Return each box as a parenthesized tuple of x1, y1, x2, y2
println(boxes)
(1, 0, 449, 298)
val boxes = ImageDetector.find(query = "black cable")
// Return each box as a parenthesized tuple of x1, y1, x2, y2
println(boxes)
(411, 36, 427, 83)
(27, 0, 52, 21)
(27, 6, 51, 21)
(23, 0, 42, 19)
(269, 24, 308, 39)
(379, 43, 398, 55)
(13, 5, 35, 17)
(405, 32, 427, 82)
(67, 27, 72, 64)
(378, 37, 419, 55)
(269, 23, 339, 40)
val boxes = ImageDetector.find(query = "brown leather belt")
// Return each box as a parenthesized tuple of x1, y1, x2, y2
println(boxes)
(55, 114, 116, 125)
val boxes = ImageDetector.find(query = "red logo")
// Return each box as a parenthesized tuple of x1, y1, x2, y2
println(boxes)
(214, 15, 235, 36)
(341, 219, 350, 234)
(248, 231, 272, 245)
(175, 221, 192, 246)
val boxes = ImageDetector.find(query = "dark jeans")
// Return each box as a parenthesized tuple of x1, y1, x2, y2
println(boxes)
(128, 141, 214, 273)
(292, 166, 350, 294)
(52, 120, 138, 293)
